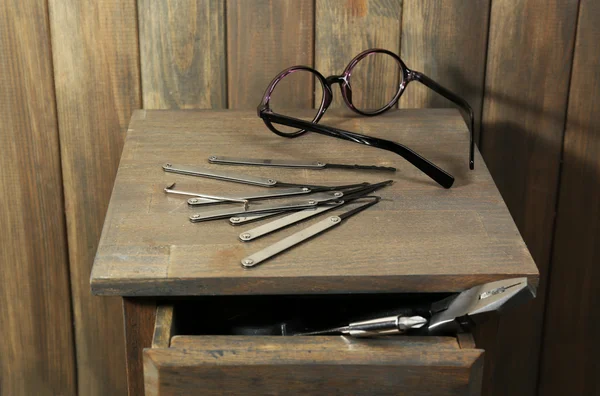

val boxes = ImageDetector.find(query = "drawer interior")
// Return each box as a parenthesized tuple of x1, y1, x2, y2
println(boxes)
(167, 293, 452, 337)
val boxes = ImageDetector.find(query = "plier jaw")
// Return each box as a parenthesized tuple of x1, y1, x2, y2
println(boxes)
(426, 277, 535, 335)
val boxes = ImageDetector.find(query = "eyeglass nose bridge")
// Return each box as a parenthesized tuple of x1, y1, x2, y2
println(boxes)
(325, 75, 348, 86)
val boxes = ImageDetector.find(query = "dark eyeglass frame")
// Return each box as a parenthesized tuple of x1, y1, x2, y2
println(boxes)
(257, 48, 475, 189)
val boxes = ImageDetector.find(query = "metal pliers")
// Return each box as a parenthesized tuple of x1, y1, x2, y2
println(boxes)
(295, 278, 535, 337)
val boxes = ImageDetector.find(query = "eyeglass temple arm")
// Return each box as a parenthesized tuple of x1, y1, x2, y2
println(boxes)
(262, 111, 454, 188)
(411, 71, 475, 170)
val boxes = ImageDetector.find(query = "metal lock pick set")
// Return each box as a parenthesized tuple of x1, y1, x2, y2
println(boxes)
(162, 157, 394, 268)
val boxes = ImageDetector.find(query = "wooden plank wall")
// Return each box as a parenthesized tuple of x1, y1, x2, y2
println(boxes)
(315, 0, 402, 109)
(48, 0, 141, 395)
(139, 0, 226, 109)
(0, 0, 76, 394)
(538, 0, 599, 393)
(227, 0, 315, 109)
(0, 0, 597, 394)
(478, 1, 580, 394)
(400, 1, 490, 142)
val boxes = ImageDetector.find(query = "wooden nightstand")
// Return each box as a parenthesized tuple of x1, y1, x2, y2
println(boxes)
(91, 109, 538, 395)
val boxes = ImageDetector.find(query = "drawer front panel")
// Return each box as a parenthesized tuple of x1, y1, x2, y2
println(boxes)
(144, 335, 483, 395)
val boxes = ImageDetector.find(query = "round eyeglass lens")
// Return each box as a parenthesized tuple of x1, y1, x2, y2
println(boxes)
(347, 52, 403, 113)
(268, 69, 325, 135)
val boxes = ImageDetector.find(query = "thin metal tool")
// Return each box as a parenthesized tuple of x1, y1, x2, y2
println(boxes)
(164, 183, 249, 207)
(296, 316, 427, 337)
(163, 163, 366, 190)
(241, 196, 380, 268)
(239, 202, 343, 241)
(227, 180, 390, 226)
(238, 180, 393, 241)
(189, 191, 342, 223)
(230, 212, 288, 225)
(187, 187, 312, 206)
(163, 163, 277, 187)
(209, 156, 397, 172)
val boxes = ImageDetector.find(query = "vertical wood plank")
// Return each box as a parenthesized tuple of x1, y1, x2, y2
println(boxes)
(479, 1, 579, 395)
(139, 0, 226, 109)
(539, 0, 599, 394)
(400, 1, 491, 142)
(401, 2, 492, 389)
(0, 0, 76, 394)
(123, 299, 156, 396)
(151, 305, 175, 349)
(48, 0, 141, 394)
(227, 0, 314, 109)
(315, 0, 402, 109)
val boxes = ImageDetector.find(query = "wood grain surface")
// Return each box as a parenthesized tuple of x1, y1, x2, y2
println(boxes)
(226, 0, 314, 109)
(0, 0, 76, 394)
(539, 0, 600, 394)
(90, 109, 538, 296)
(145, 335, 483, 395)
(400, 0, 491, 143)
(457, 333, 477, 350)
(315, 0, 402, 109)
(152, 305, 175, 349)
(478, 1, 580, 395)
(48, 0, 142, 393)
(124, 299, 156, 396)
(139, 0, 226, 109)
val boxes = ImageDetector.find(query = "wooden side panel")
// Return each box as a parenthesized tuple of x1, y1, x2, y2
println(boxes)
(139, 0, 226, 109)
(145, 336, 483, 395)
(152, 305, 175, 349)
(539, 0, 600, 394)
(124, 299, 157, 396)
(457, 333, 477, 350)
(48, 0, 141, 394)
(227, 0, 314, 109)
(0, 0, 76, 394)
(478, 1, 579, 395)
(315, 0, 402, 108)
(400, 1, 491, 142)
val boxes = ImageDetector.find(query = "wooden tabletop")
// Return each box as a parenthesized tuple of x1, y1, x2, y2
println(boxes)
(91, 109, 538, 296)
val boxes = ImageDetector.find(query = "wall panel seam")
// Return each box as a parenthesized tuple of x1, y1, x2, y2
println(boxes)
(135, 0, 145, 109)
(478, 0, 493, 148)
(45, 0, 79, 391)
(397, 0, 404, 109)
(312, 0, 316, 108)
(535, 0, 583, 393)
(224, 0, 230, 109)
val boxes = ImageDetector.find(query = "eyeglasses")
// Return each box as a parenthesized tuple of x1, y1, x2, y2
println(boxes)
(257, 48, 474, 189)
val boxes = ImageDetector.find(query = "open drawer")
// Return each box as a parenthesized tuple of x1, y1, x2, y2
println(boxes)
(143, 297, 484, 396)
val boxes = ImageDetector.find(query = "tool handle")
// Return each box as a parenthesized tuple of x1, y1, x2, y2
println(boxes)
(163, 163, 277, 187)
(187, 187, 312, 206)
(190, 200, 316, 222)
(209, 156, 396, 172)
(239, 203, 343, 241)
(346, 315, 428, 337)
(229, 212, 284, 225)
(209, 156, 324, 169)
(241, 216, 341, 268)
